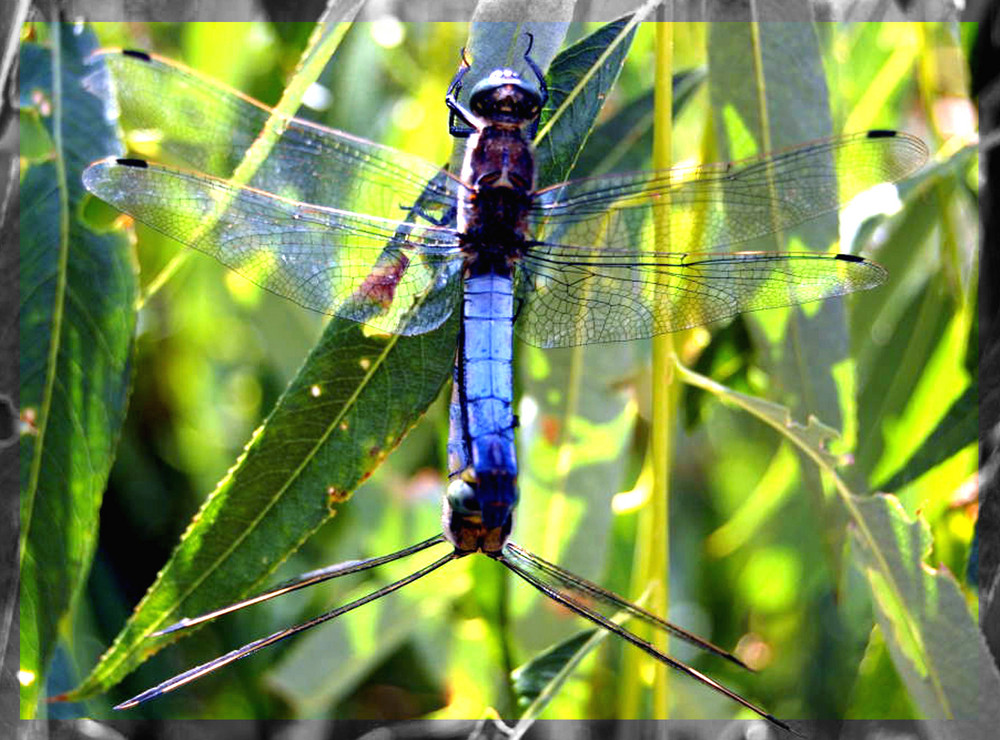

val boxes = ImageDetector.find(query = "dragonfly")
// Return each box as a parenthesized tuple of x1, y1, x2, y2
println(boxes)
(82, 36, 928, 728)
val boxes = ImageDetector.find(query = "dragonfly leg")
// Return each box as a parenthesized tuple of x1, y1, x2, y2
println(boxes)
(522, 33, 548, 108)
(521, 33, 548, 140)
(400, 202, 457, 228)
(447, 47, 478, 138)
(512, 294, 526, 323)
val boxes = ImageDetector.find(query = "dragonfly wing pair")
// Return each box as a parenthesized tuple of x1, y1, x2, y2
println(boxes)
(83, 50, 928, 349)
(515, 130, 927, 347)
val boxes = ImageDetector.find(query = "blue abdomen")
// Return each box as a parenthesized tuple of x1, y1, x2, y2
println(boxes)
(454, 271, 517, 527)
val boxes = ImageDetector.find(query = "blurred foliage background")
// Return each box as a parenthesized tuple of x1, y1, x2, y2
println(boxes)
(22, 18, 979, 726)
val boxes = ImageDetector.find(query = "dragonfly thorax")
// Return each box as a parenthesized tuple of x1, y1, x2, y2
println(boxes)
(458, 126, 535, 267)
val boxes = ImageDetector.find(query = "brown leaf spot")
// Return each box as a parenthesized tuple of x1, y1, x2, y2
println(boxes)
(327, 485, 350, 504)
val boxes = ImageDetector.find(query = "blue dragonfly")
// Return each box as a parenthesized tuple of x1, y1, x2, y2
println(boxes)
(82, 36, 927, 729)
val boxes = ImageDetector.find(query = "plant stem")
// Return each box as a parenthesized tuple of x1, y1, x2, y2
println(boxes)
(624, 18, 676, 720)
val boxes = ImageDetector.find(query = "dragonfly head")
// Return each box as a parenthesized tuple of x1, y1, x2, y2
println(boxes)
(469, 69, 542, 128)
(443, 477, 514, 553)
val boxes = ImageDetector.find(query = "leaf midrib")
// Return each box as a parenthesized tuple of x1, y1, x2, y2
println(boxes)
(21, 28, 73, 565)
(111, 325, 410, 671)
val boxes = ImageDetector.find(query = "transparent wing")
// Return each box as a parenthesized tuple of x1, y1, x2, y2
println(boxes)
(499, 542, 792, 733)
(515, 130, 926, 347)
(527, 130, 927, 253)
(501, 542, 749, 668)
(85, 49, 461, 225)
(84, 158, 465, 336)
(514, 248, 886, 347)
(116, 544, 455, 709)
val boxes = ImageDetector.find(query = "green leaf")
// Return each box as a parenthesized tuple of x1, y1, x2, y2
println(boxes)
(534, 15, 637, 187)
(876, 380, 976, 492)
(19, 25, 137, 717)
(852, 143, 977, 481)
(708, 21, 844, 427)
(679, 361, 996, 730)
(855, 273, 952, 482)
(850, 494, 1000, 730)
(511, 628, 599, 710)
(465, 20, 565, 76)
(62, 21, 456, 701)
(675, 363, 844, 469)
(568, 67, 706, 178)
(845, 625, 918, 719)
(65, 311, 458, 701)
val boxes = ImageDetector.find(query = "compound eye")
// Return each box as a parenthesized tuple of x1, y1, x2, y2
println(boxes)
(446, 479, 481, 515)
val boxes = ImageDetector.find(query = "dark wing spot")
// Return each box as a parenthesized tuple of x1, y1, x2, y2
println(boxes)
(122, 49, 152, 62)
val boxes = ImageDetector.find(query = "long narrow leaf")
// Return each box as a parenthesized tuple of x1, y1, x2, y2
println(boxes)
(19, 24, 136, 716)
(63, 20, 454, 700)
(876, 381, 976, 492)
(708, 21, 845, 428)
(676, 362, 1000, 730)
